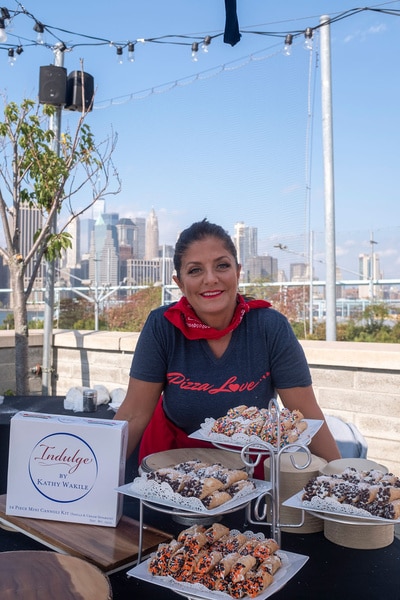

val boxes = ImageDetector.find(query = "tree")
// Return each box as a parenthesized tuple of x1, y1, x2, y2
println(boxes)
(105, 286, 162, 332)
(0, 98, 120, 394)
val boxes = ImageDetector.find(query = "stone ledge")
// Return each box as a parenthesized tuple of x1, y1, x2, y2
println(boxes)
(0, 330, 44, 347)
(301, 340, 400, 370)
(52, 330, 136, 351)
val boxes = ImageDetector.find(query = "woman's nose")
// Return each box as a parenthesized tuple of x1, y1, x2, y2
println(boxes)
(203, 268, 218, 284)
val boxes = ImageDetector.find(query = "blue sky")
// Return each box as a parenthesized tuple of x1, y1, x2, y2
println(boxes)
(1, 1, 399, 280)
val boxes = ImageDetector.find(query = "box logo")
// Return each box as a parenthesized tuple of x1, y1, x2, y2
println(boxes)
(28, 432, 98, 503)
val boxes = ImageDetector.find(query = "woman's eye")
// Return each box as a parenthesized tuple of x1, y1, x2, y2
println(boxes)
(217, 262, 230, 270)
(188, 267, 201, 275)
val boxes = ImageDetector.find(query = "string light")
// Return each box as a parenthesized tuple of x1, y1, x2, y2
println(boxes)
(191, 41, 199, 62)
(304, 27, 313, 51)
(201, 35, 212, 53)
(0, 5, 399, 65)
(283, 33, 293, 56)
(116, 45, 123, 64)
(0, 17, 7, 43)
(127, 42, 135, 62)
(8, 46, 15, 65)
(33, 20, 45, 44)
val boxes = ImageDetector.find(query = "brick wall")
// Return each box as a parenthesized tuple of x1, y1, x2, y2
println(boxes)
(1, 331, 399, 474)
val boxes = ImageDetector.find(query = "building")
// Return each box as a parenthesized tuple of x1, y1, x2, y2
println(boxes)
(145, 208, 159, 260)
(135, 217, 146, 259)
(246, 255, 278, 282)
(359, 252, 382, 300)
(18, 203, 45, 302)
(233, 222, 258, 282)
(126, 257, 174, 287)
(89, 214, 119, 286)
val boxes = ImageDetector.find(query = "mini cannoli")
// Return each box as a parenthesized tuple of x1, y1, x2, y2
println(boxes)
(194, 550, 223, 574)
(178, 475, 223, 499)
(181, 532, 208, 555)
(230, 554, 257, 582)
(204, 523, 230, 544)
(259, 553, 282, 575)
(243, 569, 274, 598)
(220, 533, 248, 553)
(147, 539, 183, 575)
(146, 468, 182, 492)
(252, 538, 279, 560)
(225, 479, 255, 496)
(376, 485, 400, 503)
(227, 405, 248, 418)
(238, 538, 259, 556)
(202, 490, 232, 509)
(167, 548, 188, 574)
(174, 460, 209, 473)
(212, 551, 240, 578)
(177, 524, 205, 542)
(384, 499, 400, 520)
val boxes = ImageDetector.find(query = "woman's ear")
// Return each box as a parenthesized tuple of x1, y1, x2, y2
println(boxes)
(173, 274, 183, 292)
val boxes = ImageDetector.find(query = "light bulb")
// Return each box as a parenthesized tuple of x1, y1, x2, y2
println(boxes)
(0, 19, 7, 43)
(191, 42, 199, 62)
(304, 27, 313, 50)
(34, 21, 45, 44)
(127, 42, 135, 62)
(283, 34, 293, 56)
(8, 48, 15, 66)
(116, 46, 123, 64)
(201, 35, 211, 53)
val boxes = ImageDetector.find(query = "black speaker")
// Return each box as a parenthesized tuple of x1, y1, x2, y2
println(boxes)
(39, 65, 67, 105)
(65, 71, 94, 112)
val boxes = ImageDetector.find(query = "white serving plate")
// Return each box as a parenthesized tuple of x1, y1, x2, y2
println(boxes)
(116, 478, 272, 516)
(189, 419, 323, 450)
(283, 491, 400, 525)
(128, 549, 308, 600)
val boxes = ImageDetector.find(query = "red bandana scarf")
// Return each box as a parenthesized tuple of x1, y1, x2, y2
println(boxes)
(164, 294, 271, 340)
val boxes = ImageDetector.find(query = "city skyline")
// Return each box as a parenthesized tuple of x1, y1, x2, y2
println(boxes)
(61, 207, 391, 288)
(0, 2, 399, 286)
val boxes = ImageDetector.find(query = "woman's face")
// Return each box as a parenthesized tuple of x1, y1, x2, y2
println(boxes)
(173, 236, 241, 328)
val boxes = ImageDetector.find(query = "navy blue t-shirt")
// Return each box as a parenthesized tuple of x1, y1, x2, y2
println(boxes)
(130, 304, 311, 434)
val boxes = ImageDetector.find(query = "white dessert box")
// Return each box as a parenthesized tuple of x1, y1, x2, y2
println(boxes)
(6, 411, 128, 527)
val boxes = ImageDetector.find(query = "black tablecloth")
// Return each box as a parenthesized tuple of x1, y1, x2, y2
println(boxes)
(1, 397, 399, 599)
(1, 497, 399, 600)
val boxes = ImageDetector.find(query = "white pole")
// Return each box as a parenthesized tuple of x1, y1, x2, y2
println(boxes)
(42, 44, 64, 394)
(309, 230, 314, 335)
(320, 16, 337, 341)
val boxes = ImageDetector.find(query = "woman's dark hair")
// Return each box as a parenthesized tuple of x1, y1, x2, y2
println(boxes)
(174, 218, 238, 278)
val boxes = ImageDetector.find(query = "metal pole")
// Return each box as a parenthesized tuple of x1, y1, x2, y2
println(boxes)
(42, 44, 64, 394)
(309, 230, 314, 335)
(320, 16, 337, 341)
(94, 258, 99, 331)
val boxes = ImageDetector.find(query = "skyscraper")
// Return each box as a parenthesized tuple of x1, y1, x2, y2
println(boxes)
(17, 203, 45, 301)
(145, 208, 159, 260)
(89, 214, 119, 286)
(233, 222, 258, 282)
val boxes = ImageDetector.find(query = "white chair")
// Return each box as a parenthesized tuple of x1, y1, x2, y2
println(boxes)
(325, 415, 368, 459)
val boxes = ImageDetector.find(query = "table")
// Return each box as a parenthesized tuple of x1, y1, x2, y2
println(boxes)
(1, 492, 399, 599)
(1, 550, 112, 600)
(1, 397, 400, 599)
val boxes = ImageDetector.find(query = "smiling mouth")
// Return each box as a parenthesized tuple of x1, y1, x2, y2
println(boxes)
(200, 290, 223, 298)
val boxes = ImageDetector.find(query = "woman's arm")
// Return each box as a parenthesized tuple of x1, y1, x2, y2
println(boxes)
(114, 377, 164, 458)
(277, 385, 341, 463)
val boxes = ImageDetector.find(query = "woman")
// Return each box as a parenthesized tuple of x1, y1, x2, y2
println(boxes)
(115, 219, 340, 473)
